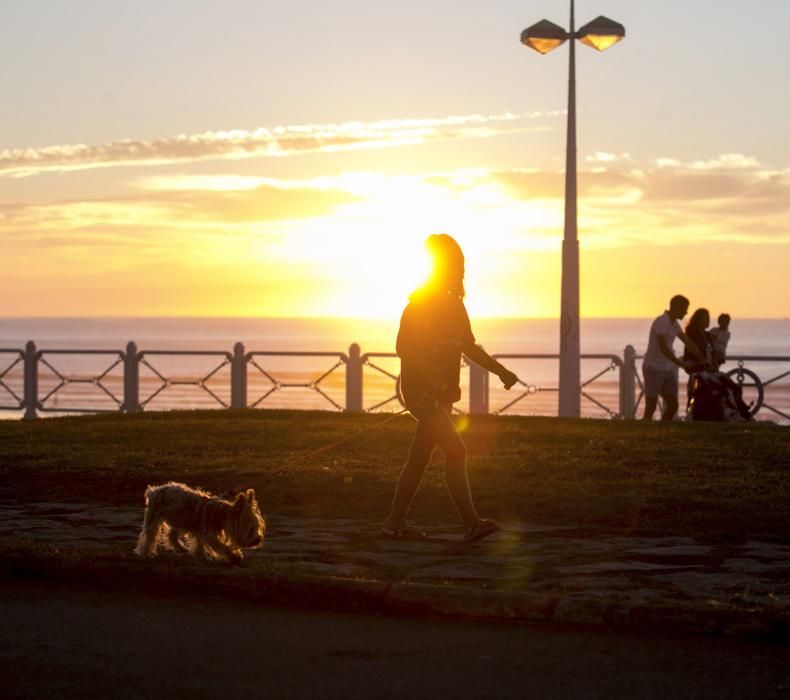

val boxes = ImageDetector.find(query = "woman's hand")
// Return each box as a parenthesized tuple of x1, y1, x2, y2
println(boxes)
(498, 368, 519, 390)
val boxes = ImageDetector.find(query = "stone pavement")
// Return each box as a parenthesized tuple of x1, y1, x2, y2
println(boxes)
(2, 500, 790, 635)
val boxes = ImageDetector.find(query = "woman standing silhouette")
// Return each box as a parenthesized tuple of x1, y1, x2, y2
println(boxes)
(382, 234, 519, 543)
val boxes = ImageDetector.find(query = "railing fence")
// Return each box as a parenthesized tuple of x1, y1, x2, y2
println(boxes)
(2, 341, 787, 423)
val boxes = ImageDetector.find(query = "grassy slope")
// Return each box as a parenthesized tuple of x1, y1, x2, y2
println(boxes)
(1, 410, 788, 541)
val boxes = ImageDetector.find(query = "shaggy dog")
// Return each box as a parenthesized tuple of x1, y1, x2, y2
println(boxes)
(135, 482, 265, 564)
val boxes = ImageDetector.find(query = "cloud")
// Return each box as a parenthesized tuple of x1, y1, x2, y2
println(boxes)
(4, 157, 790, 273)
(0, 111, 561, 178)
(3, 157, 790, 317)
(428, 159, 790, 246)
(585, 151, 631, 164)
(483, 159, 790, 209)
(654, 153, 761, 171)
(485, 169, 638, 201)
(140, 186, 361, 224)
(0, 180, 363, 270)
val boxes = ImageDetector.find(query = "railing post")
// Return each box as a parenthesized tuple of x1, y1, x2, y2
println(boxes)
(346, 343, 363, 413)
(124, 341, 141, 413)
(469, 352, 489, 415)
(231, 342, 248, 409)
(23, 341, 38, 420)
(620, 344, 637, 419)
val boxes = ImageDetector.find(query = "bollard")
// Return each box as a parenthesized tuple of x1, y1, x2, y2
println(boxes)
(345, 343, 363, 413)
(23, 341, 38, 420)
(469, 351, 489, 415)
(124, 341, 141, 413)
(620, 344, 637, 419)
(231, 342, 248, 409)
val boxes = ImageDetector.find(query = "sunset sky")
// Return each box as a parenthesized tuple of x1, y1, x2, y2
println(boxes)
(2, 0, 789, 319)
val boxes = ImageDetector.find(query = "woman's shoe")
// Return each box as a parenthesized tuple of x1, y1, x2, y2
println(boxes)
(463, 518, 500, 544)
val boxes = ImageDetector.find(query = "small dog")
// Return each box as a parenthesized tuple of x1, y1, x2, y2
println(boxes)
(135, 482, 265, 564)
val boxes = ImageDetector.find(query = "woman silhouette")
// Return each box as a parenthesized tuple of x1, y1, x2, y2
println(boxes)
(382, 234, 519, 543)
(683, 307, 712, 408)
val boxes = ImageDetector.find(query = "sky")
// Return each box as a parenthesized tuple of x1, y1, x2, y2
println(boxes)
(2, 0, 789, 319)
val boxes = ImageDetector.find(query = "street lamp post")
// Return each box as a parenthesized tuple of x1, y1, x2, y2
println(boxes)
(521, 1, 625, 418)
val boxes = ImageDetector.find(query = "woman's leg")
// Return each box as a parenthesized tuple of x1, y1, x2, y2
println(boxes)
(384, 413, 437, 530)
(432, 406, 479, 532)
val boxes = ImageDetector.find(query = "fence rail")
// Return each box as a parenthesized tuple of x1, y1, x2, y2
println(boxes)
(0, 348, 25, 412)
(3, 341, 788, 423)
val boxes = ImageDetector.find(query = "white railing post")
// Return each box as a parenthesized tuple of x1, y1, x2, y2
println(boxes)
(231, 342, 247, 409)
(346, 343, 363, 413)
(124, 341, 141, 413)
(23, 341, 38, 420)
(469, 353, 489, 415)
(621, 344, 637, 419)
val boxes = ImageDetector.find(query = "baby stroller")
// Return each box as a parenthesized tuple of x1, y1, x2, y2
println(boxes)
(687, 371, 752, 422)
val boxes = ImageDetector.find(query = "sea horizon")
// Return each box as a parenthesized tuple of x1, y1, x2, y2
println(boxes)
(2, 314, 789, 321)
(2, 315, 789, 353)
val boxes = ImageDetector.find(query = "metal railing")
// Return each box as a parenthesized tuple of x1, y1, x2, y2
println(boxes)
(0, 349, 25, 412)
(38, 349, 125, 414)
(3, 341, 788, 423)
(487, 353, 623, 418)
(247, 349, 348, 411)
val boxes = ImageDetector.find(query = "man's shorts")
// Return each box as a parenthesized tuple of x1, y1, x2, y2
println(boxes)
(643, 364, 678, 399)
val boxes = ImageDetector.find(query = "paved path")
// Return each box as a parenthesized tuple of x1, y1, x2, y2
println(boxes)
(2, 500, 789, 631)
(5, 577, 790, 699)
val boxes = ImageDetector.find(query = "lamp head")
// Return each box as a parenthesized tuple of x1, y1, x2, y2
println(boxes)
(520, 19, 568, 55)
(576, 15, 625, 51)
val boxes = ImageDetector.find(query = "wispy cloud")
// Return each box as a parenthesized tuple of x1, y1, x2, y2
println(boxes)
(5, 156, 790, 275)
(0, 111, 560, 178)
(585, 151, 631, 164)
(6, 156, 788, 245)
(441, 158, 790, 245)
(0, 182, 361, 246)
(653, 153, 761, 171)
(3, 157, 789, 317)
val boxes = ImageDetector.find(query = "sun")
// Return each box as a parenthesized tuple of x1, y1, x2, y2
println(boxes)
(247, 170, 562, 318)
(265, 174, 452, 318)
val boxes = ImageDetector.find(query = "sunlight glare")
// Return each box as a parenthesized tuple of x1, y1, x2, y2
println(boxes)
(246, 170, 570, 317)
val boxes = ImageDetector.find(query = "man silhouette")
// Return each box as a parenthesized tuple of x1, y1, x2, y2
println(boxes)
(642, 295, 704, 421)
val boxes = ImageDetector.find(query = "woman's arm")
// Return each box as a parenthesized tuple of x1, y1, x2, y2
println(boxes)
(677, 329, 707, 364)
(462, 342, 519, 389)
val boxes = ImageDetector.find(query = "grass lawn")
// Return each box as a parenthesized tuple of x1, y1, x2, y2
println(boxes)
(1, 410, 789, 542)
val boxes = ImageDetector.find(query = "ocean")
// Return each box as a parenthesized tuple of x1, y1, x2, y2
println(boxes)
(1, 317, 788, 422)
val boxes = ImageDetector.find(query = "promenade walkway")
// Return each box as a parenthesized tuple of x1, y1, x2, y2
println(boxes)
(2, 500, 789, 636)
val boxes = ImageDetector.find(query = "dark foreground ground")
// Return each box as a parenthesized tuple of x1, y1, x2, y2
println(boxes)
(2, 578, 790, 700)
(2, 410, 789, 541)
(3, 411, 790, 697)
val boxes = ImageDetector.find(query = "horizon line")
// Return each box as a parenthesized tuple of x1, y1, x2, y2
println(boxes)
(2, 315, 788, 322)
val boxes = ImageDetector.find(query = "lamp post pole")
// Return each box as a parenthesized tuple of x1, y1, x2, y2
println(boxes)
(559, 0, 580, 418)
(520, 1, 624, 419)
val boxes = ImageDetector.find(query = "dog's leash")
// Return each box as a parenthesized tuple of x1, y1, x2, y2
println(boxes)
(280, 408, 409, 467)
(278, 370, 533, 468)
(280, 391, 436, 468)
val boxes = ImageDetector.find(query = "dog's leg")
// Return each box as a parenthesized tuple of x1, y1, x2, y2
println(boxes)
(168, 528, 189, 553)
(189, 535, 210, 561)
(206, 536, 244, 565)
(136, 513, 164, 557)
